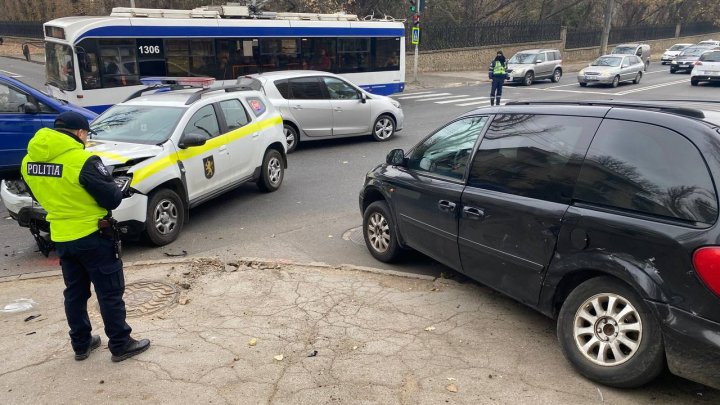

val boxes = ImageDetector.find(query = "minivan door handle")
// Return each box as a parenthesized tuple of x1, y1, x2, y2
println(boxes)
(438, 200, 456, 213)
(462, 206, 485, 219)
(292, 105, 303, 110)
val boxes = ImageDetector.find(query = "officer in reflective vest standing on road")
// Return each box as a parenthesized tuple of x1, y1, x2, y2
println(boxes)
(489, 50, 507, 106)
(21, 111, 150, 362)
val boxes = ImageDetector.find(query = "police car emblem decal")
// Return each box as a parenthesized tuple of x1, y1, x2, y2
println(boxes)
(203, 155, 215, 179)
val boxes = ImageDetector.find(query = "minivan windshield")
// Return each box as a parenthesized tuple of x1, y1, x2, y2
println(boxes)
(91, 105, 185, 145)
(611, 46, 636, 55)
(508, 53, 538, 64)
(591, 56, 622, 67)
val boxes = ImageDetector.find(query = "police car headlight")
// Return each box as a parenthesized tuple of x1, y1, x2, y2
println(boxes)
(114, 175, 132, 197)
(391, 100, 401, 109)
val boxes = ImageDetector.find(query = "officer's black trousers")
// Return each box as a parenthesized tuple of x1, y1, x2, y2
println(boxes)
(56, 232, 131, 355)
(490, 75, 505, 105)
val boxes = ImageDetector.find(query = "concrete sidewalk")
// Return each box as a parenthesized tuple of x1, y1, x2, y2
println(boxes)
(0, 257, 716, 404)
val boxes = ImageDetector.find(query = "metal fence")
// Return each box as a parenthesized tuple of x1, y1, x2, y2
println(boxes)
(609, 24, 676, 44)
(407, 21, 561, 51)
(681, 21, 720, 37)
(565, 29, 603, 49)
(0, 21, 44, 39)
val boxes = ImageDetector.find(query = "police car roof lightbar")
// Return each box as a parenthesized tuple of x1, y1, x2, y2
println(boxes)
(139, 77, 216, 87)
(124, 84, 197, 102)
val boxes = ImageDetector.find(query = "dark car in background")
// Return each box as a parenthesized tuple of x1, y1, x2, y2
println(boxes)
(0, 74, 96, 178)
(359, 100, 720, 390)
(671, 44, 720, 73)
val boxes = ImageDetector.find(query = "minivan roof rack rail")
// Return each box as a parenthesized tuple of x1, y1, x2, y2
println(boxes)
(505, 100, 705, 119)
(185, 85, 253, 105)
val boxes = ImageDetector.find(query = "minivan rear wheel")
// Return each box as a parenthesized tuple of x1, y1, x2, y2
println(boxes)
(691, 78, 699, 86)
(363, 201, 402, 262)
(557, 277, 664, 388)
(372, 115, 395, 141)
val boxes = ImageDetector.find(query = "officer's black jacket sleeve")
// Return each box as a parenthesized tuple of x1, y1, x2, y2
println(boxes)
(79, 156, 122, 210)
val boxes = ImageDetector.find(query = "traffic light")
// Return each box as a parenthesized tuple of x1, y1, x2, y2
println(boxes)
(412, 14, 420, 26)
(409, 0, 417, 13)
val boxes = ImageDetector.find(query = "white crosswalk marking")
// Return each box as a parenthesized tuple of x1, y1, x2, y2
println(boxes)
(393, 91, 435, 99)
(457, 100, 493, 107)
(415, 94, 470, 102)
(0, 69, 22, 78)
(435, 96, 488, 104)
(396, 92, 452, 99)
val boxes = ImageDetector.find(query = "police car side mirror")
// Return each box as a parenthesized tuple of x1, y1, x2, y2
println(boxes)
(23, 102, 39, 114)
(179, 133, 207, 149)
(386, 148, 406, 166)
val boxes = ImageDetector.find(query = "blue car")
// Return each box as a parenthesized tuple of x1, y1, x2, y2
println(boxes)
(0, 74, 97, 178)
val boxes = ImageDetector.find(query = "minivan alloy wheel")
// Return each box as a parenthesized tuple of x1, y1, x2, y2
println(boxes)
(283, 124, 298, 153)
(367, 212, 390, 253)
(572, 292, 642, 366)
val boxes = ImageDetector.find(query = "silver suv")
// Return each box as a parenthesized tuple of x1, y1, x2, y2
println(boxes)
(506, 49, 563, 86)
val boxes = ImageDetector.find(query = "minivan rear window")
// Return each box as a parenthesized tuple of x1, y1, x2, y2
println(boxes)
(574, 120, 718, 224)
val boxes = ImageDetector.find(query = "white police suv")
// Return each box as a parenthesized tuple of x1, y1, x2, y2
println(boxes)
(1, 81, 287, 246)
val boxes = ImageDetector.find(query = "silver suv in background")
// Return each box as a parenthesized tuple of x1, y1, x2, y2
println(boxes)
(611, 43, 651, 71)
(238, 71, 403, 153)
(506, 49, 563, 86)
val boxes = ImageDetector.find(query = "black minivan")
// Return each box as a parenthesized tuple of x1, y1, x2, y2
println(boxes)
(359, 101, 720, 389)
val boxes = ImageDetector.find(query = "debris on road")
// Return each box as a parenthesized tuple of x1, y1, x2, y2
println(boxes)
(273, 354, 284, 361)
(424, 326, 436, 331)
(308, 350, 318, 357)
(446, 384, 458, 393)
(164, 250, 188, 257)
(23, 314, 40, 322)
(248, 338, 257, 346)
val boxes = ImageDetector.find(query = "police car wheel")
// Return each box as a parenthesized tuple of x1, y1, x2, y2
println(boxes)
(145, 188, 185, 246)
(257, 149, 284, 193)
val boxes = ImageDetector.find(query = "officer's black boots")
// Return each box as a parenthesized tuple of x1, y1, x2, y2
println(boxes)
(496, 97, 501, 106)
(111, 337, 151, 362)
(74, 335, 101, 361)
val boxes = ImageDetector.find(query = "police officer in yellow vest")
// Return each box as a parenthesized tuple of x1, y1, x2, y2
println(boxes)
(488, 50, 507, 106)
(21, 111, 150, 362)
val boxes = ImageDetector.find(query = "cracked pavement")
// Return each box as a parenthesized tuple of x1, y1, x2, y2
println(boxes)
(0, 259, 717, 404)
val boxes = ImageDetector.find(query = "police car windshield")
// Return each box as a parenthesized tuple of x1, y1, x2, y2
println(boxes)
(91, 105, 185, 145)
(508, 53, 537, 64)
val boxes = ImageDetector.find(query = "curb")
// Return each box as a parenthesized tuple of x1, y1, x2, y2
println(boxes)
(0, 54, 45, 65)
(0, 256, 438, 283)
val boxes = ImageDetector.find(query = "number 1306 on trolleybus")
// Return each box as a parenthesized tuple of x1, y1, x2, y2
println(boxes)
(43, 5, 406, 113)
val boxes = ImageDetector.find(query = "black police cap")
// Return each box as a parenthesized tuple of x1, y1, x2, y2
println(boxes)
(54, 111, 90, 131)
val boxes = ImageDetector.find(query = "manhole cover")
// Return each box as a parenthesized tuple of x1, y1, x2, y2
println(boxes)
(123, 281, 178, 317)
(342, 226, 366, 246)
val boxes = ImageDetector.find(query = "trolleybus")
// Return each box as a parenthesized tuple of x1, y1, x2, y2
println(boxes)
(43, 5, 405, 113)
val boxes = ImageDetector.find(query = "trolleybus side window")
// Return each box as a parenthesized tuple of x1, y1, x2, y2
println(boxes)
(374, 38, 401, 71)
(165, 39, 215, 77)
(98, 39, 140, 88)
(76, 39, 101, 90)
(338, 38, 370, 73)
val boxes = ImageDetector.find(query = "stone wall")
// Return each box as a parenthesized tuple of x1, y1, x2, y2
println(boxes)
(408, 31, 720, 73)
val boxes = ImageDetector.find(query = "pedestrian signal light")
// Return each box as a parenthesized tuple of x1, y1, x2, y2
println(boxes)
(412, 14, 420, 26)
(409, 0, 417, 13)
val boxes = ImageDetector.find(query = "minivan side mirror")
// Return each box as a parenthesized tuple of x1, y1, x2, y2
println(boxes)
(179, 133, 207, 149)
(386, 148, 406, 166)
(536, 60, 543, 64)
(22, 102, 38, 114)
(360, 92, 367, 104)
